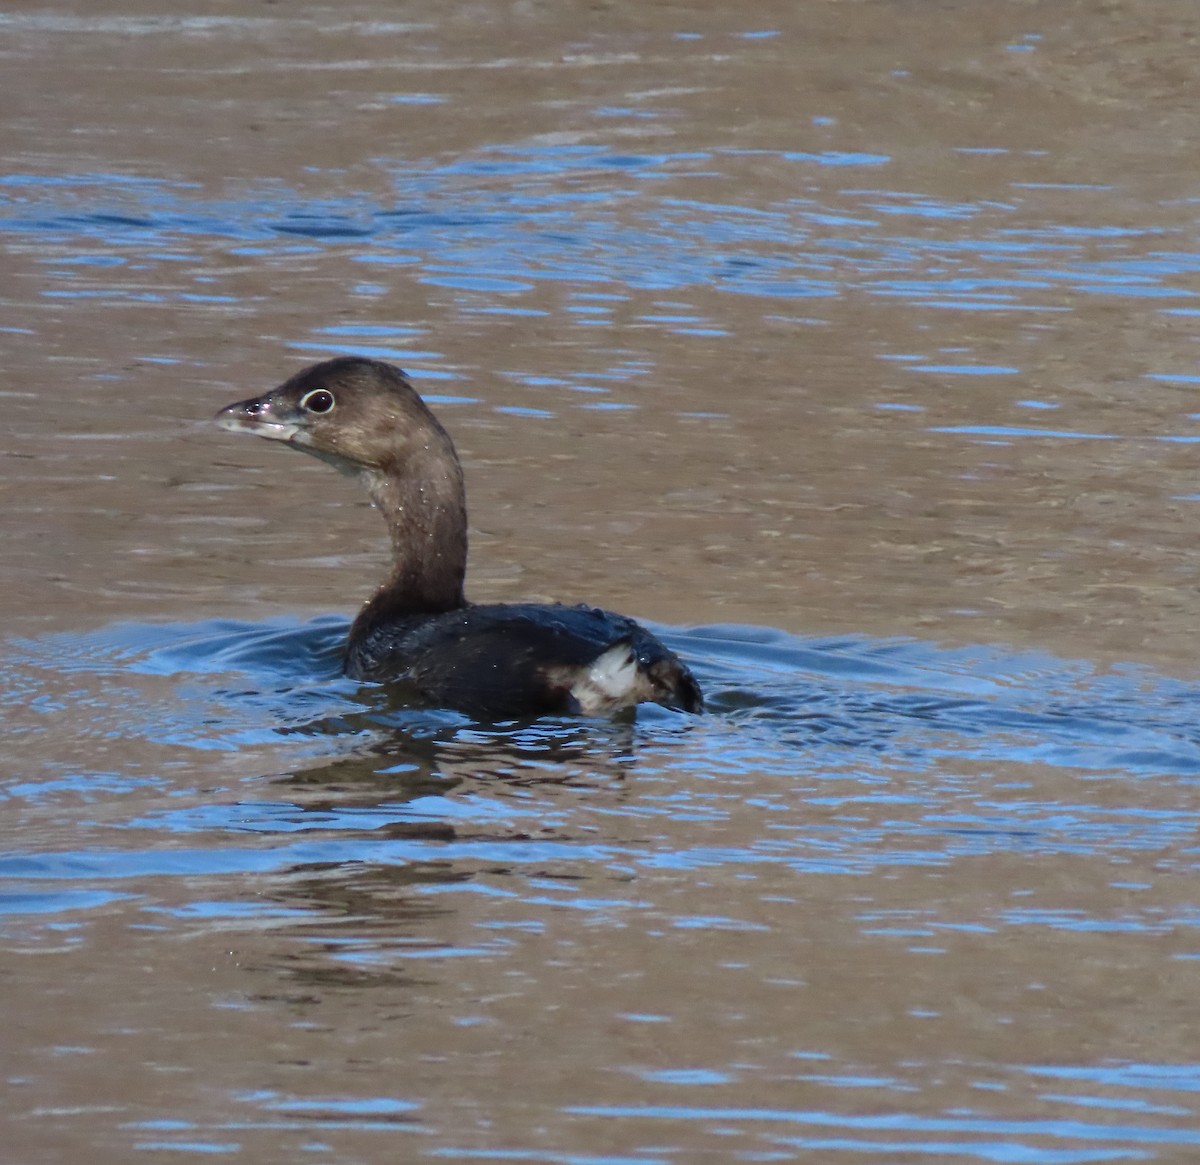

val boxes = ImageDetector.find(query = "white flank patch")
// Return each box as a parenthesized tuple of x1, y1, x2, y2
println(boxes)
(570, 642, 642, 715)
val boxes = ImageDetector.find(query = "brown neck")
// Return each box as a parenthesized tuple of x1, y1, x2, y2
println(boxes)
(357, 443, 468, 619)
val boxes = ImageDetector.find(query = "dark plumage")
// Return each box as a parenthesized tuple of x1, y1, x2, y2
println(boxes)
(215, 357, 702, 719)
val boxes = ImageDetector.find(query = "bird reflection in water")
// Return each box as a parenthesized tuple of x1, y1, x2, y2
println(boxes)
(237, 696, 646, 992)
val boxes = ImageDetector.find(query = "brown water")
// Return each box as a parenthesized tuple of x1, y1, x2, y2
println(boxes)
(5, 2, 1200, 1161)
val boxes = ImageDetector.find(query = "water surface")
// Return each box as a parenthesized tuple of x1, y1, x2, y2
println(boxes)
(5, 1, 1200, 1161)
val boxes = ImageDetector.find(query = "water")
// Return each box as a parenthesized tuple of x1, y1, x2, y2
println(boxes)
(5, 0, 1200, 1160)
(7, 617, 1200, 1160)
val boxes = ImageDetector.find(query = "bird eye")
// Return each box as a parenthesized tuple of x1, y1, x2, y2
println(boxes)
(300, 389, 335, 414)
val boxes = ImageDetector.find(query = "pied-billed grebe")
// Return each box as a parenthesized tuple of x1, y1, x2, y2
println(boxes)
(215, 357, 702, 719)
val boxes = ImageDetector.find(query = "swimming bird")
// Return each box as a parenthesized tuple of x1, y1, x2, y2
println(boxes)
(215, 357, 702, 720)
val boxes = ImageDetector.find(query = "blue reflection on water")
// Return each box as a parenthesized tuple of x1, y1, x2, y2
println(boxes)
(565, 1102, 1185, 1160)
(2, 145, 1195, 321)
(5, 615, 1200, 1156)
(6, 614, 1200, 863)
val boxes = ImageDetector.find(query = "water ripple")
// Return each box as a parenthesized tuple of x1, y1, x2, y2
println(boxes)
(4, 147, 1196, 319)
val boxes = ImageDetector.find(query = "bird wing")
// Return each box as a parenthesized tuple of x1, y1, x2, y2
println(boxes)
(402, 605, 638, 718)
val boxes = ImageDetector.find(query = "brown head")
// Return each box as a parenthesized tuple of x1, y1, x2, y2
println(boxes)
(215, 357, 455, 474)
(215, 357, 468, 614)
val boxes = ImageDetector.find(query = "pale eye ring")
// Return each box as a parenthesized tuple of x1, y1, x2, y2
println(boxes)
(300, 388, 335, 414)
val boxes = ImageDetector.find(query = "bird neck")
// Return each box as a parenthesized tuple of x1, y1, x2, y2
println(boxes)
(358, 447, 468, 619)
